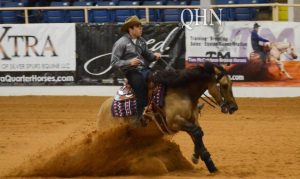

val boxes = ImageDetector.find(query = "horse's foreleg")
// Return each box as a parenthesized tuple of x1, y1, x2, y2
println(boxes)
(275, 59, 285, 72)
(181, 122, 218, 173)
(275, 60, 293, 79)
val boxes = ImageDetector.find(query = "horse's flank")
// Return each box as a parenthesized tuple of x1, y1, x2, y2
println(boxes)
(97, 97, 165, 138)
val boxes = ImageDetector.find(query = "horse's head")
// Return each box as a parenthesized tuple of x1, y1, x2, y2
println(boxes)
(270, 42, 298, 60)
(284, 46, 298, 60)
(205, 63, 238, 114)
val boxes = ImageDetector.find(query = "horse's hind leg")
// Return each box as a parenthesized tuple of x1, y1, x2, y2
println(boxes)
(181, 122, 218, 173)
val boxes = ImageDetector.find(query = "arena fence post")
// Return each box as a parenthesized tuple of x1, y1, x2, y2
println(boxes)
(84, 8, 89, 23)
(272, 3, 279, 21)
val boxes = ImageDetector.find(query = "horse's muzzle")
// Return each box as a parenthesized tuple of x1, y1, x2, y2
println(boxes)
(221, 102, 238, 114)
(228, 103, 238, 114)
(220, 103, 229, 114)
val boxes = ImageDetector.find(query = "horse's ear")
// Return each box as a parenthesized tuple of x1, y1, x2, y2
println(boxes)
(203, 62, 215, 75)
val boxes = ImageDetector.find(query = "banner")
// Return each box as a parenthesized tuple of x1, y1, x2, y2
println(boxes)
(0, 24, 76, 85)
(186, 21, 300, 86)
(76, 23, 185, 85)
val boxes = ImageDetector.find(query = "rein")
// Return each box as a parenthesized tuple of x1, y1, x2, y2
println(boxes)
(200, 94, 218, 108)
(200, 66, 227, 109)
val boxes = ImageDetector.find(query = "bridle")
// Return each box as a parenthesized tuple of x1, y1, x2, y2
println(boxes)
(200, 65, 228, 109)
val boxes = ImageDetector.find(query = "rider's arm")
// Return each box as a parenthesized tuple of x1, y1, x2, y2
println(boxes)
(140, 37, 156, 62)
(252, 31, 269, 42)
(257, 35, 269, 43)
(110, 40, 131, 68)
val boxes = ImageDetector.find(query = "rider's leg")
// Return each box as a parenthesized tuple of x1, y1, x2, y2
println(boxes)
(125, 70, 148, 125)
(259, 51, 267, 63)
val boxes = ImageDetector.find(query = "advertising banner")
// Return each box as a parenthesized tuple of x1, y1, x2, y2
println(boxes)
(186, 21, 300, 86)
(76, 23, 185, 85)
(0, 24, 76, 85)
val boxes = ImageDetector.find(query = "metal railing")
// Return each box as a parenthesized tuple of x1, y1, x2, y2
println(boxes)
(0, 3, 298, 24)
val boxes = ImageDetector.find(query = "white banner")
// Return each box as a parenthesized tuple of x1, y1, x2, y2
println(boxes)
(186, 21, 300, 64)
(0, 23, 76, 71)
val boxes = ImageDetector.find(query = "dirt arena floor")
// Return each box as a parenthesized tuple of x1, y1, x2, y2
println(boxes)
(0, 96, 299, 178)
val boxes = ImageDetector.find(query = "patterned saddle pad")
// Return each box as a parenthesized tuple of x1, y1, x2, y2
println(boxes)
(111, 84, 165, 117)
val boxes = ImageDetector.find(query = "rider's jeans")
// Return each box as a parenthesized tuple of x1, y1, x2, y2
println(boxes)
(125, 68, 150, 117)
(256, 50, 267, 63)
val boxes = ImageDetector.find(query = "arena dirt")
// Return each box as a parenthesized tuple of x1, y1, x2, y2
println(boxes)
(0, 96, 299, 178)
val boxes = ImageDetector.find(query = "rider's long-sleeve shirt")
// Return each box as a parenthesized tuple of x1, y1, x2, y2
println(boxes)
(251, 30, 269, 52)
(111, 33, 155, 71)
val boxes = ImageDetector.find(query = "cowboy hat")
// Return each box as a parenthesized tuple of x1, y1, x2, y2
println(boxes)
(253, 23, 261, 29)
(120, 16, 142, 33)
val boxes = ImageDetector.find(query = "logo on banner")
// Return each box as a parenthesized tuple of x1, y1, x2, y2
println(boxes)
(0, 26, 58, 60)
(181, 9, 223, 30)
(84, 27, 179, 76)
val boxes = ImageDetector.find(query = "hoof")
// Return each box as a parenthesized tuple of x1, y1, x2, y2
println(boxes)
(205, 158, 218, 173)
(191, 154, 199, 164)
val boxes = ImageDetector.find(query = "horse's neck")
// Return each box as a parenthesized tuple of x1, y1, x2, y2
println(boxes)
(273, 42, 289, 50)
(270, 48, 281, 59)
(269, 42, 289, 59)
(186, 84, 208, 104)
(166, 87, 199, 100)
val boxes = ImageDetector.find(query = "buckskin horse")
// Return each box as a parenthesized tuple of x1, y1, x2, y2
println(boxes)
(96, 62, 238, 173)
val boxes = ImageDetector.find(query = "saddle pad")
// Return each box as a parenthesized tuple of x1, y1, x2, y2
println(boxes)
(111, 98, 137, 117)
(153, 84, 165, 108)
(111, 84, 166, 118)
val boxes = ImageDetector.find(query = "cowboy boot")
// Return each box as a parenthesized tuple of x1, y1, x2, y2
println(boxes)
(132, 112, 148, 128)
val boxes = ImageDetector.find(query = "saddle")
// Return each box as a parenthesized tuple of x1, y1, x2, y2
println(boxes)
(114, 83, 134, 101)
(111, 80, 172, 134)
(250, 51, 270, 63)
(111, 82, 137, 117)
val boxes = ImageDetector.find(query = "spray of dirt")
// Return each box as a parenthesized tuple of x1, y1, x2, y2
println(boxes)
(8, 122, 193, 177)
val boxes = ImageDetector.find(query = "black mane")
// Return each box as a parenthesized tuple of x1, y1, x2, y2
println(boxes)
(154, 62, 215, 88)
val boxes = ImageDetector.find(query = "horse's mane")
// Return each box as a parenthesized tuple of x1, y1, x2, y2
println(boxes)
(272, 42, 291, 50)
(214, 64, 228, 74)
(154, 62, 215, 88)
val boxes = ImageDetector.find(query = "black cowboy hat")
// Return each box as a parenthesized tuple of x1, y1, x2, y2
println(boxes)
(253, 23, 261, 28)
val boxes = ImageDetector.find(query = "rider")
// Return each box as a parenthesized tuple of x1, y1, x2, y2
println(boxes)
(111, 16, 161, 127)
(251, 23, 270, 63)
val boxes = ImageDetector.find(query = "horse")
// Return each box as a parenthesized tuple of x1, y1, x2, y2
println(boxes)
(226, 42, 298, 81)
(268, 42, 298, 79)
(96, 62, 238, 173)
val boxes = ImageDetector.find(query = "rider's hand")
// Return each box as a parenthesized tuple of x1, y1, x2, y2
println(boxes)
(154, 53, 161, 61)
(264, 42, 271, 47)
(130, 58, 141, 66)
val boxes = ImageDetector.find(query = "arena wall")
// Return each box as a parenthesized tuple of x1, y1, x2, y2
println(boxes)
(1, 23, 300, 98)
(0, 86, 299, 97)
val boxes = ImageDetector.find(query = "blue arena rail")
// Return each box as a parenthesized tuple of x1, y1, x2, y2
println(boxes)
(0, 3, 297, 24)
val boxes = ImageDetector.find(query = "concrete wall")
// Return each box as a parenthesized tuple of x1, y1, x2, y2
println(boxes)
(0, 86, 299, 97)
